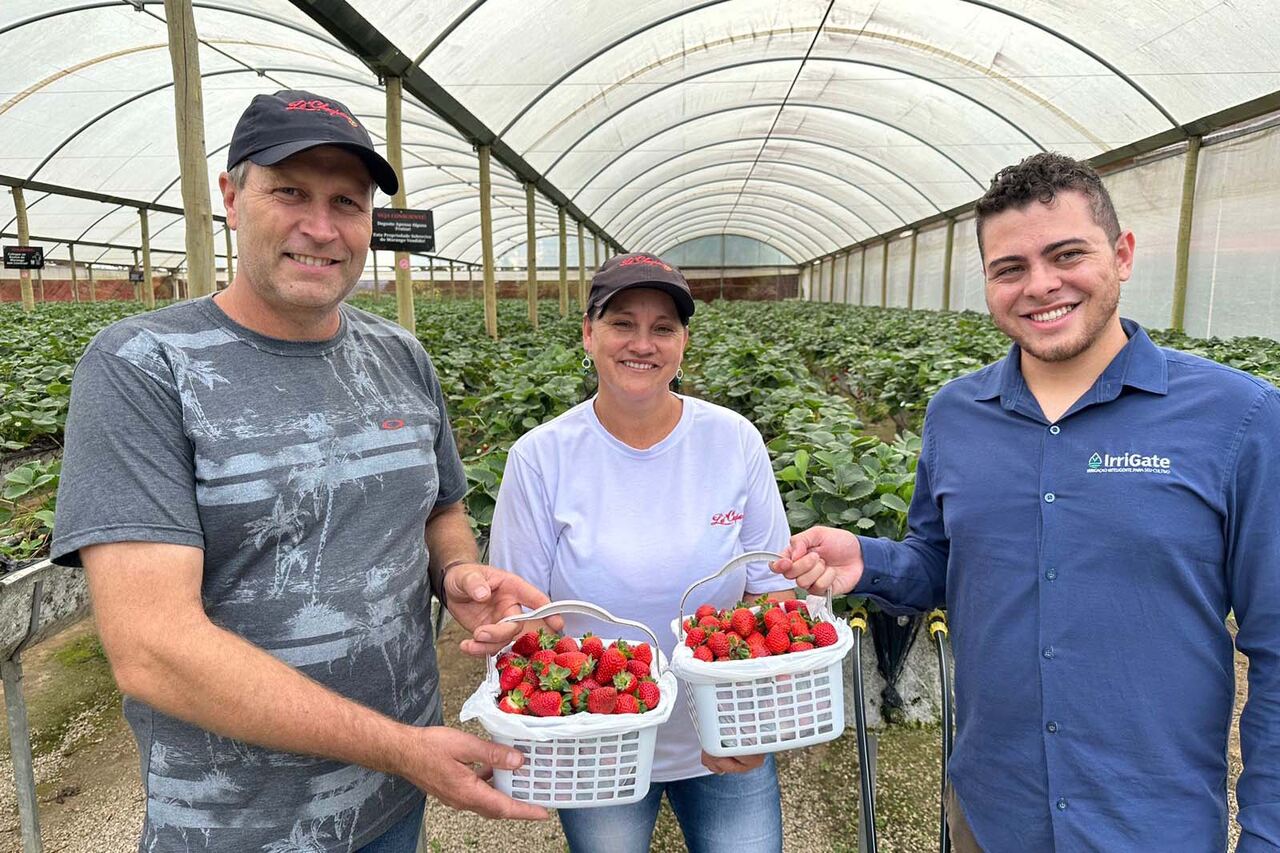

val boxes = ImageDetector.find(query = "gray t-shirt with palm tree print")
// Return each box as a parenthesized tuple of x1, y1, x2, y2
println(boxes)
(52, 296, 467, 852)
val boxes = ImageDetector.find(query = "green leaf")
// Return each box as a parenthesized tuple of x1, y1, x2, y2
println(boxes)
(786, 503, 818, 529)
(856, 517, 876, 530)
(794, 448, 809, 479)
(880, 493, 909, 513)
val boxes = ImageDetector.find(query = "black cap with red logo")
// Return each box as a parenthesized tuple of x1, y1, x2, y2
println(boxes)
(586, 253, 696, 323)
(227, 89, 398, 195)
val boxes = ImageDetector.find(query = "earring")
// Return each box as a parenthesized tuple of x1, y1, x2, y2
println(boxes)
(675, 367, 684, 380)
(581, 355, 593, 373)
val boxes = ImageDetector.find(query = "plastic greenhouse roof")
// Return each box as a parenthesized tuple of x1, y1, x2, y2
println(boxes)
(2, 0, 1279, 270)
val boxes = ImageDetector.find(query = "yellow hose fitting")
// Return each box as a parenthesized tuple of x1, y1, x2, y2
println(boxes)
(928, 608, 948, 638)
(848, 605, 869, 632)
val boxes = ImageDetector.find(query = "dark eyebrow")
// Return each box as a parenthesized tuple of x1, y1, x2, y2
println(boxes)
(986, 237, 1090, 274)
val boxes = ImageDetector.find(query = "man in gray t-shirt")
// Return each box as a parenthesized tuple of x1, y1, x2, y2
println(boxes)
(51, 89, 551, 853)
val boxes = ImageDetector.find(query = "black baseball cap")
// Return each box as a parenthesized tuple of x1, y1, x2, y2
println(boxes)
(587, 253, 695, 323)
(227, 89, 398, 195)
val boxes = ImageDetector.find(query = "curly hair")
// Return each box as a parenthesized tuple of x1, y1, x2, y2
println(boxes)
(975, 153, 1121, 256)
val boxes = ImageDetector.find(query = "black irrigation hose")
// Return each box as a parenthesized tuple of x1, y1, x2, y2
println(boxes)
(929, 609, 954, 853)
(850, 607, 878, 853)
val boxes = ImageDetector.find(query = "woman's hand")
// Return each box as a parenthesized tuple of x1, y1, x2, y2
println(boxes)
(701, 751, 766, 775)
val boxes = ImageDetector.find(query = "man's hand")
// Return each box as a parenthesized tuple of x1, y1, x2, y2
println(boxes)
(701, 750, 765, 775)
(444, 563, 562, 656)
(770, 526, 864, 596)
(397, 726, 549, 820)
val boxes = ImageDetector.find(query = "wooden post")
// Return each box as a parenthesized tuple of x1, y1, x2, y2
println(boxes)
(140, 209, 155, 308)
(859, 246, 868, 305)
(428, 257, 436, 299)
(942, 219, 955, 311)
(468, 263, 474, 301)
(479, 145, 498, 339)
(87, 263, 96, 302)
(224, 225, 234, 289)
(558, 206, 568, 316)
(132, 249, 141, 302)
(385, 77, 415, 333)
(880, 239, 889, 307)
(525, 182, 538, 328)
(907, 229, 918, 310)
(35, 267, 43, 303)
(372, 249, 380, 299)
(164, 0, 216, 298)
(1171, 136, 1202, 332)
(68, 244, 79, 302)
(10, 187, 35, 312)
(577, 223, 587, 309)
(448, 262, 455, 299)
(593, 233, 600, 271)
(827, 254, 837, 303)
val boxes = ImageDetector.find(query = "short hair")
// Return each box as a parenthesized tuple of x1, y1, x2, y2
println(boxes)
(974, 153, 1121, 256)
(225, 157, 376, 201)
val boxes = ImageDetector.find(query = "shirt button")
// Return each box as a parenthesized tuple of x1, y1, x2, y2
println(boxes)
(1044, 492, 1056, 503)
(1057, 797, 1069, 811)
(1045, 568, 1057, 581)
(1043, 646, 1055, 659)
(1046, 721, 1058, 733)
(1049, 425, 1061, 435)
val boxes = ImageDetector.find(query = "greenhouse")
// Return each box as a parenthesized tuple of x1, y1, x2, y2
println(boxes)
(1, 2, 1278, 852)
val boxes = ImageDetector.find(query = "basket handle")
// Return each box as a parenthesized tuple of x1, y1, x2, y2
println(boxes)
(677, 550, 833, 636)
(498, 599, 665, 672)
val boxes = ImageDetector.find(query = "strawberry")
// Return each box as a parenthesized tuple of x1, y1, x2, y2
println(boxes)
(495, 652, 522, 670)
(693, 645, 714, 662)
(578, 678, 601, 691)
(630, 643, 653, 667)
(513, 681, 535, 698)
(685, 627, 707, 648)
(783, 599, 807, 613)
(554, 635, 580, 654)
(636, 679, 661, 710)
(529, 690, 568, 717)
(597, 647, 628, 681)
(587, 686, 618, 714)
(731, 608, 757, 638)
(613, 671, 638, 695)
(522, 662, 541, 684)
(747, 631, 766, 648)
(720, 615, 734, 632)
(512, 630, 542, 657)
(698, 615, 720, 630)
(538, 663, 573, 693)
(498, 692, 527, 714)
(569, 682, 592, 712)
(813, 622, 838, 648)
(750, 645, 772, 658)
(765, 625, 792, 656)
(581, 634, 605, 660)
(789, 640, 815, 652)
(695, 603, 718, 620)
(554, 652, 596, 681)
(790, 614, 812, 634)
(531, 649, 558, 669)
(683, 616, 698, 632)
(499, 663, 526, 692)
(613, 639, 634, 659)
(763, 608, 790, 632)
(614, 693, 640, 714)
(626, 659, 650, 679)
(706, 631, 730, 658)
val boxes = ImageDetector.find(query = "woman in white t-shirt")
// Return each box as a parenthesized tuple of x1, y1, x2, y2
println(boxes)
(490, 253, 793, 853)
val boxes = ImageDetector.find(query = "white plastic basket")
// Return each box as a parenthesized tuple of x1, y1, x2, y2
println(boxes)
(669, 551, 853, 757)
(460, 600, 677, 809)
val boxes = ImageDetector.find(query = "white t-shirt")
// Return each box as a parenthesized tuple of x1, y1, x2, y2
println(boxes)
(489, 395, 792, 781)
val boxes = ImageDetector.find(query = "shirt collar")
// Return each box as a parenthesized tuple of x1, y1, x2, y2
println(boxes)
(973, 317, 1169, 409)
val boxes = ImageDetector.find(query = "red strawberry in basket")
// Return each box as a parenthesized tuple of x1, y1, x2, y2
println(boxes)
(531, 649, 558, 669)
(513, 681, 535, 698)
(613, 671, 638, 695)
(763, 608, 790, 632)
(581, 633, 605, 660)
(597, 647, 628, 681)
(498, 691, 527, 714)
(614, 693, 640, 714)
(529, 690, 569, 717)
(784, 599, 807, 614)
(765, 625, 792, 656)
(790, 614, 812, 635)
(636, 679, 661, 711)
(499, 662, 527, 692)
(693, 645, 714, 662)
(813, 622, 839, 648)
(685, 627, 707, 648)
(630, 642, 653, 667)
(512, 630, 542, 658)
(695, 603, 718, 620)
(587, 686, 618, 714)
(731, 608, 757, 638)
(750, 645, 772, 658)
(790, 640, 815, 652)
(555, 652, 596, 681)
(554, 635, 580, 654)
(495, 652, 519, 670)
(626, 659, 650, 679)
(569, 682, 592, 712)
(706, 631, 730, 659)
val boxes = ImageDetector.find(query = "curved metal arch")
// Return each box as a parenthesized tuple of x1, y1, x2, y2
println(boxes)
(565, 101, 985, 204)
(600, 158, 909, 238)
(635, 212, 818, 259)
(412, 0, 488, 66)
(652, 230, 804, 264)
(27, 64, 384, 181)
(613, 176, 870, 245)
(620, 189, 854, 250)
(441, 212, 565, 260)
(590, 134, 942, 224)
(544, 55, 1043, 179)
(401, 171, 527, 204)
(352, 113, 471, 149)
(489, 225, 592, 263)
(627, 204, 829, 258)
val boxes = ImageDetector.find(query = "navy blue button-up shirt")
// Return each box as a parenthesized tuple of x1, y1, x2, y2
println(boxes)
(857, 320, 1280, 851)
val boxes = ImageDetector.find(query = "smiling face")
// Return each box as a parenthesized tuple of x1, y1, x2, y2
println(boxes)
(220, 146, 374, 322)
(583, 287, 688, 409)
(981, 190, 1134, 366)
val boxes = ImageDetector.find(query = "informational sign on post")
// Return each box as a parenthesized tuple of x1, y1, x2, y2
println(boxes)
(3, 246, 44, 269)
(371, 208, 434, 253)
(129, 267, 145, 282)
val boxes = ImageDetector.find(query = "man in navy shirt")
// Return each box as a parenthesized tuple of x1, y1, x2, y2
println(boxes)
(773, 153, 1280, 851)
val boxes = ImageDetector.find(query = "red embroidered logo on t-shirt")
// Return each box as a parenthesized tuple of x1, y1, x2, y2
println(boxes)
(711, 509, 744, 526)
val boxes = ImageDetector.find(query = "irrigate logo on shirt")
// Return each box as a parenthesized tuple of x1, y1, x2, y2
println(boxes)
(1086, 451, 1172, 475)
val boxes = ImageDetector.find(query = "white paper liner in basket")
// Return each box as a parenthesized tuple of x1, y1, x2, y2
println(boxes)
(667, 551, 854, 756)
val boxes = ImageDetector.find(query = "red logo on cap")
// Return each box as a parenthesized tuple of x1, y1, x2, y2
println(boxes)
(285, 99, 359, 129)
(619, 256, 674, 273)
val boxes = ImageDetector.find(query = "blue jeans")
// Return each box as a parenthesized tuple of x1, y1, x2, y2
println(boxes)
(558, 755, 783, 853)
(356, 801, 424, 853)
